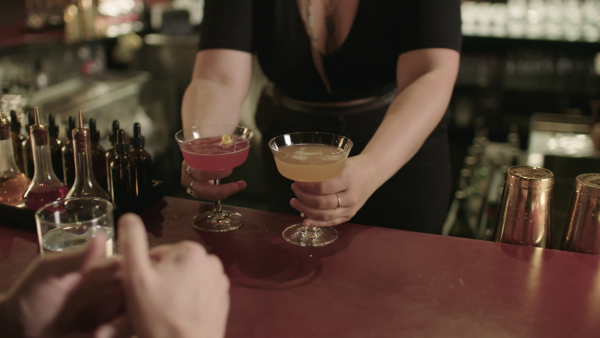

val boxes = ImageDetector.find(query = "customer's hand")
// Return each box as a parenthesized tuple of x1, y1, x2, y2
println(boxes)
(0, 233, 124, 338)
(290, 154, 378, 227)
(108, 213, 230, 338)
(181, 160, 246, 200)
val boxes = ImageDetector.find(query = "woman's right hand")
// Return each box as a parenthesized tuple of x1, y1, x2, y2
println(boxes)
(181, 160, 247, 200)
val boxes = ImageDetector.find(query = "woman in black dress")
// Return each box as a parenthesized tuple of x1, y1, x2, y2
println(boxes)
(181, 0, 462, 234)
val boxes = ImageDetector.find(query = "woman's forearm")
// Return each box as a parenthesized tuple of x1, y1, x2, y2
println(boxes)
(361, 67, 458, 190)
(181, 50, 253, 130)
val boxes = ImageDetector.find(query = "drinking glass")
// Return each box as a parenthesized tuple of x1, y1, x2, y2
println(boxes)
(35, 197, 114, 257)
(175, 125, 254, 232)
(268, 132, 353, 247)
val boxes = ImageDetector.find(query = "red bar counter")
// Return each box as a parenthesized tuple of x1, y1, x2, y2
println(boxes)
(1, 197, 600, 337)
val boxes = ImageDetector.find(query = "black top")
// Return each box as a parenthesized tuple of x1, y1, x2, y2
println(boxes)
(199, 0, 462, 102)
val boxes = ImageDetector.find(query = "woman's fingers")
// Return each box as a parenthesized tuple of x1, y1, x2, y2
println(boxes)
(186, 179, 247, 200)
(291, 183, 339, 210)
(181, 161, 233, 181)
(294, 176, 347, 195)
(290, 198, 348, 227)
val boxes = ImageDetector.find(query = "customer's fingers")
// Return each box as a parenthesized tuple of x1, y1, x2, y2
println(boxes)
(94, 315, 134, 338)
(118, 213, 152, 281)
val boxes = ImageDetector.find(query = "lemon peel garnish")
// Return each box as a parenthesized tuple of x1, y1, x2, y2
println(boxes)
(220, 134, 233, 145)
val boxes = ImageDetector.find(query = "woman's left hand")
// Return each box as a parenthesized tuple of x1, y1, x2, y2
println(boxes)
(290, 154, 378, 227)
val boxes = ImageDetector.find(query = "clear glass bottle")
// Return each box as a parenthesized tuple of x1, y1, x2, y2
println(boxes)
(89, 118, 108, 192)
(110, 129, 136, 207)
(66, 110, 110, 200)
(105, 120, 119, 196)
(47, 114, 64, 182)
(23, 108, 69, 210)
(62, 116, 76, 187)
(131, 123, 152, 196)
(0, 116, 30, 206)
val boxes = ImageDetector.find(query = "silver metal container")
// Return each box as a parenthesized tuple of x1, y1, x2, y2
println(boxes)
(494, 166, 554, 248)
(560, 173, 600, 255)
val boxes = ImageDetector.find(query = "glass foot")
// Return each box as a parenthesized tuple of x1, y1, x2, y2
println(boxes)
(193, 211, 244, 232)
(282, 224, 338, 247)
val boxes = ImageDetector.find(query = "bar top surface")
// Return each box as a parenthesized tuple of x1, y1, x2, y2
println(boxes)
(1, 196, 599, 337)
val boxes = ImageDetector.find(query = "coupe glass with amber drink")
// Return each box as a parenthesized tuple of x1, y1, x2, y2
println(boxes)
(269, 132, 353, 247)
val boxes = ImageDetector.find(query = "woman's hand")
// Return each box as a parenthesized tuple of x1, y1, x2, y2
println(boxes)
(107, 214, 230, 338)
(289, 154, 379, 227)
(181, 160, 246, 200)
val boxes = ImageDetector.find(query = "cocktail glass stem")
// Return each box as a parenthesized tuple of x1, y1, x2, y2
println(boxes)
(213, 179, 222, 214)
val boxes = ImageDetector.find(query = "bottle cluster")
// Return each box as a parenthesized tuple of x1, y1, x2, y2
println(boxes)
(0, 102, 152, 209)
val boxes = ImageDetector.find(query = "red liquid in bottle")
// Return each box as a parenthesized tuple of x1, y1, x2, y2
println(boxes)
(24, 185, 69, 210)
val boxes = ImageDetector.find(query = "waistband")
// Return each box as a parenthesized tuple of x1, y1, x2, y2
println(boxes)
(270, 87, 398, 116)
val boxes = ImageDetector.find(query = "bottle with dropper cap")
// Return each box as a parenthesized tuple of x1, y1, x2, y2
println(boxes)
(89, 118, 108, 192)
(131, 123, 152, 195)
(61, 116, 77, 187)
(66, 110, 110, 200)
(47, 114, 64, 182)
(110, 129, 136, 207)
(106, 120, 119, 196)
(23, 111, 35, 178)
(0, 115, 30, 205)
(23, 107, 68, 210)
(9, 110, 27, 174)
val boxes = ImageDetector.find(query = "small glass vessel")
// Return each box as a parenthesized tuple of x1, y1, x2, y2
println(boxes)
(23, 111, 35, 178)
(62, 116, 76, 187)
(23, 108, 69, 210)
(10, 110, 27, 174)
(131, 122, 152, 196)
(66, 110, 110, 201)
(110, 129, 136, 207)
(105, 120, 120, 196)
(0, 116, 30, 206)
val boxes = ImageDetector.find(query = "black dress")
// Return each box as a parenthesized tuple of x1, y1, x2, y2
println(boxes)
(199, 0, 462, 234)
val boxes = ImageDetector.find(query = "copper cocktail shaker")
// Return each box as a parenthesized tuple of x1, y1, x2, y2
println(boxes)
(560, 173, 600, 255)
(494, 166, 554, 248)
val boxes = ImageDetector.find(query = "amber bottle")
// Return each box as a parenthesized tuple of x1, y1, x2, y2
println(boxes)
(9, 110, 26, 174)
(106, 120, 119, 196)
(89, 118, 109, 192)
(47, 114, 63, 182)
(110, 129, 136, 207)
(130, 123, 152, 196)
(61, 116, 76, 188)
(23, 111, 35, 178)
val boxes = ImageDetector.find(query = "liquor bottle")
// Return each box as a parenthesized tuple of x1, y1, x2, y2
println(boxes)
(23, 111, 35, 178)
(110, 129, 136, 207)
(106, 120, 120, 196)
(23, 108, 69, 210)
(66, 110, 110, 200)
(131, 123, 152, 196)
(0, 116, 31, 205)
(10, 110, 27, 174)
(89, 118, 109, 192)
(447, 189, 475, 239)
(48, 114, 64, 182)
(62, 117, 76, 188)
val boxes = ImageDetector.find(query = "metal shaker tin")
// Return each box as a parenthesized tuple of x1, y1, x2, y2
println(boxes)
(494, 166, 554, 248)
(560, 174, 600, 255)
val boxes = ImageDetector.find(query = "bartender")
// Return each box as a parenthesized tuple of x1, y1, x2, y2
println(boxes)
(181, 0, 462, 234)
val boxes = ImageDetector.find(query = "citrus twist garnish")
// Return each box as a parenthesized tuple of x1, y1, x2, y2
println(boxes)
(220, 134, 233, 145)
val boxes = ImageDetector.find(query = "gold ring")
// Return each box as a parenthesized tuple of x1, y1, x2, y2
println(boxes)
(335, 193, 341, 209)
(187, 181, 198, 198)
(186, 166, 192, 176)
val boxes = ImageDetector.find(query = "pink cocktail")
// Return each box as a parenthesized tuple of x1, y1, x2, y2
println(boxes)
(181, 136, 250, 171)
(175, 125, 254, 232)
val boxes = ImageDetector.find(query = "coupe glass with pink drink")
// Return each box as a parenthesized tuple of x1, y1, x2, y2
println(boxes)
(269, 132, 353, 247)
(175, 125, 254, 232)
